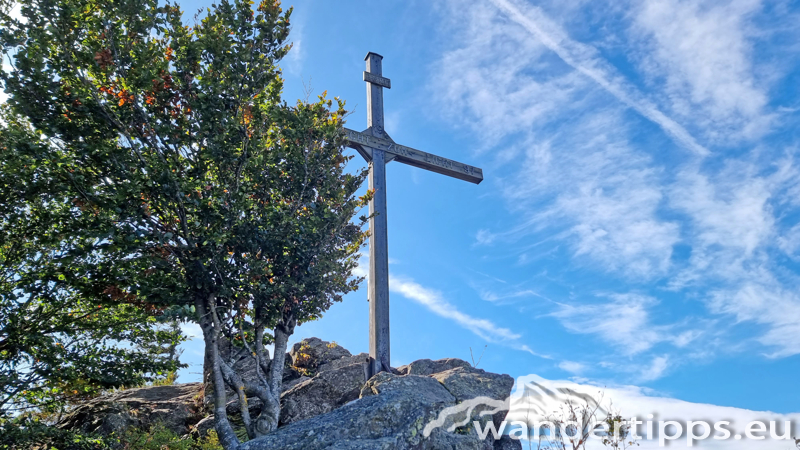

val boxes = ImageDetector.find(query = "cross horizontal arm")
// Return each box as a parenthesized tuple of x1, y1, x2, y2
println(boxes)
(364, 71, 391, 89)
(344, 128, 483, 184)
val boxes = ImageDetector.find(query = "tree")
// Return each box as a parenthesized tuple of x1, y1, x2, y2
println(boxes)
(0, 107, 186, 419)
(1, 0, 369, 448)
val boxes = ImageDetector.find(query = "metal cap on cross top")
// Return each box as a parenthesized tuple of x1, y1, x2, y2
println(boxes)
(343, 52, 484, 379)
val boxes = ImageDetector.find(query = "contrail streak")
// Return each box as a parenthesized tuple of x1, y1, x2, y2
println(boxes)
(489, 0, 710, 157)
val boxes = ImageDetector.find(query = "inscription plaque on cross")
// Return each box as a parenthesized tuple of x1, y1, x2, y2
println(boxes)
(344, 52, 484, 378)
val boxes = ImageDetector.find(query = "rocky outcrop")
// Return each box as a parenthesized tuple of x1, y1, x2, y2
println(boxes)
(289, 337, 353, 375)
(241, 374, 493, 450)
(494, 436, 525, 449)
(432, 366, 514, 431)
(280, 362, 367, 425)
(397, 358, 471, 376)
(57, 383, 205, 437)
(243, 344, 519, 449)
(59, 337, 521, 450)
(317, 352, 370, 373)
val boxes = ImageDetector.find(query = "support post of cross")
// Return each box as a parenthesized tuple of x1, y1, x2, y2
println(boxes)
(346, 52, 484, 379)
(365, 53, 391, 378)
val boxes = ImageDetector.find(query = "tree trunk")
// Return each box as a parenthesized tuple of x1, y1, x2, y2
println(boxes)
(195, 294, 240, 450)
(196, 297, 299, 444)
(249, 312, 296, 437)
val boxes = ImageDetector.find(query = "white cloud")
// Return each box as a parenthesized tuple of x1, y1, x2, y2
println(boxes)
(519, 344, 551, 359)
(709, 283, 800, 358)
(474, 229, 497, 246)
(558, 360, 586, 374)
(431, 2, 583, 152)
(671, 164, 775, 262)
(352, 252, 368, 278)
(556, 165, 679, 279)
(550, 294, 698, 361)
(8, 2, 22, 20)
(390, 277, 521, 342)
(486, 0, 709, 156)
(506, 374, 800, 449)
(283, 16, 305, 77)
(632, 0, 773, 142)
(777, 223, 800, 258)
(428, 0, 800, 377)
(433, 2, 682, 281)
(357, 250, 546, 356)
(499, 110, 681, 280)
(663, 161, 800, 357)
(477, 288, 551, 304)
(639, 355, 670, 381)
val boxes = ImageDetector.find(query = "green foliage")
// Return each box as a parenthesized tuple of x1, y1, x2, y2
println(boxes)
(1, 0, 368, 443)
(0, 111, 186, 410)
(600, 414, 638, 450)
(118, 425, 192, 450)
(145, 370, 179, 387)
(195, 431, 223, 450)
(115, 423, 221, 450)
(0, 415, 108, 450)
(1, 0, 367, 328)
(0, 415, 223, 450)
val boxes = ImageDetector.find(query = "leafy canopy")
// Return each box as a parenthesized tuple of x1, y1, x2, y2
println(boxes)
(0, 106, 186, 417)
(0, 0, 369, 443)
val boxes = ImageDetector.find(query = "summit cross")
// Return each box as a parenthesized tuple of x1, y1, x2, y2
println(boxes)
(343, 52, 484, 378)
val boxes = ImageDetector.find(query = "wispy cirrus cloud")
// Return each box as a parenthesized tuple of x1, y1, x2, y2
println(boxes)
(664, 159, 800, 358)
(487, 0, 710, 156)
(777, 223, 800, 258)
(638, 355, 671, 381)
(389, 277, 551, 359)
(477, 288, 551, 304)
(672, 168, 775, 257)
(557, 360, 586, 375)
(430, 0, 800, 383)
(550, 294, 700, 358)
(356, 247, 543, 355)
(391, 277, 521, 342)
(710, 283, 800, 358)
(631, 0, 774, 143)
(432, 0, 682, 282)
(505, 110, 680, 280)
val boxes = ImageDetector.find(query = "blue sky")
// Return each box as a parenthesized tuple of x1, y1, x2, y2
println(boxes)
(260, 0, 800, 416)
(5, 0, 799, 427)
(177, 0, 800, 416)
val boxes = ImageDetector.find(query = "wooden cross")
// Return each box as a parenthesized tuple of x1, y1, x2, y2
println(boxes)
(344, 52, 484, 378)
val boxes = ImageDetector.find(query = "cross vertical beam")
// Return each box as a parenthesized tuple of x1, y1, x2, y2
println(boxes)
(346, 52, 483, 379)
(365, 52, 390, 378)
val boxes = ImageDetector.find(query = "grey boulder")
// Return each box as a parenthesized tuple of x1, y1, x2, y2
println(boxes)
(290, 337, 352, 374)
(280, 362, 366, 425)
(241, 372, 497, 450)
(57, 383, 204, 437)
(432, 366, 515, 432)
(397, 358, 472, 376)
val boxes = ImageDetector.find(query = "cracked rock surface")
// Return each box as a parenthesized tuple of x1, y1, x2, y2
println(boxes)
(60, 337, 520, 450)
